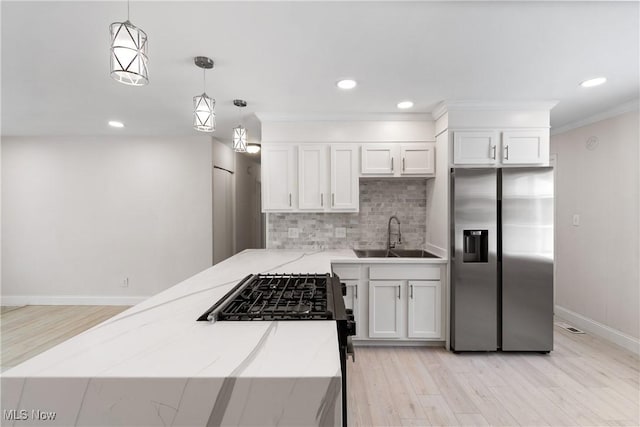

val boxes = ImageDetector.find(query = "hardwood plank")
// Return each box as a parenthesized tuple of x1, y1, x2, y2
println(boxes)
(455, 413, 490, 426)
(419, 395, 459, 427)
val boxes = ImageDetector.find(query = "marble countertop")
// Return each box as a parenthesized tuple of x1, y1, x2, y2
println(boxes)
(3, 248, 445, 380)
(3, 250, 358, 380)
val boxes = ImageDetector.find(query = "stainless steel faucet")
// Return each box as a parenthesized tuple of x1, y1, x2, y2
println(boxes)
(387, 215, 402, 250)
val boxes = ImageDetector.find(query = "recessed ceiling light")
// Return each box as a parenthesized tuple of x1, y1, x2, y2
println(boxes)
(108, 120, 124, 128)
(397, 101, 414, 109)
(336, 79, 357, 90)
(580, 77, 607, 88)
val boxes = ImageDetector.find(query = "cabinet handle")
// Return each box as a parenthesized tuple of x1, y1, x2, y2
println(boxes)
(505, 145, 509, 160)
(354, 286, 358, 299)
(397, 285, 401, 299)
(402, 158, 406, 172)
(391, 157, 394, 172)
(410, 284, 414, 299)
(332, 193, 335, 206)
(491, 145, 496, 160)
(289, 193, 292, 207)
(321, 193, 324, 207)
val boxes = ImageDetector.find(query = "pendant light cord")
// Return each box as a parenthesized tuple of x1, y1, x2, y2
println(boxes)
(127, 0, 130, 21)
(203, 68, 206, 93)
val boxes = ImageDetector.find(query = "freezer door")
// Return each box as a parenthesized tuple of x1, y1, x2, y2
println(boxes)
(501, 167, 554, 351)
(451, 168, 498, 351)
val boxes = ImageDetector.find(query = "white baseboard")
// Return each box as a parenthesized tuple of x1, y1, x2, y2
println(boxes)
(1, 295, 149, 306)
(555, 305, 640, 355)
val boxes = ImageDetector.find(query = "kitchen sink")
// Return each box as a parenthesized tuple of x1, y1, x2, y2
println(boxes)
(353, 249, 440, 258)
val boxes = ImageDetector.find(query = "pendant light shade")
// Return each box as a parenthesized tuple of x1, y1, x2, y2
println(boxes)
(193, 93, 216, 132)
(233, 125, 247, 152)
(193, 56, 215, 132)
(110, 19, 149, 86)
(233, 99, 248, 152)
(246, 143, 261, 154)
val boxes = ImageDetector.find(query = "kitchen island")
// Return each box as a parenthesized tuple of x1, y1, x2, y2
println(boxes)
(1, 250, 358, 426)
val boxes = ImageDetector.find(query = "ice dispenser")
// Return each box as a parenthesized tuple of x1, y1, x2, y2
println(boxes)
(463, 230, 488, 263)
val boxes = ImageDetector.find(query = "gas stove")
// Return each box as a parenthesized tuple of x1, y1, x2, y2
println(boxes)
(197, 273, 356, 426)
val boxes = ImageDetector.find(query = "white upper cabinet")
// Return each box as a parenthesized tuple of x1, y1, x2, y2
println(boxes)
(400, 143, 435, 175)
(263, 143, 358, 212)
(501, 130, 549, 165)
(361, 143, 435, 177)
(262, 145, 297, 211)
(330, 145, 359, 210)
(453, 131, 500, 165)
(454, 129, 550, 167)
(298, 145, 327, 210)
(361, 144, 395, 175)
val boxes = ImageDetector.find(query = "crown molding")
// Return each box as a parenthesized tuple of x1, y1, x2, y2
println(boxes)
(551, 99, 639, 136)
(254, 112, 432, 123)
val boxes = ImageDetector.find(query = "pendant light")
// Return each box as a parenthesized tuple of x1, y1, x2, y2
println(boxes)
(193, 56, 215, 132)
(110, 0, 149, 86)
(233, 99, 247, 152)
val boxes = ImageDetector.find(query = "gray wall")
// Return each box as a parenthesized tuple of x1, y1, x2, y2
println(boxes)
(1, 135, 213, 304)
(551, 110, 639, 342)
(268, 179, 426, 249)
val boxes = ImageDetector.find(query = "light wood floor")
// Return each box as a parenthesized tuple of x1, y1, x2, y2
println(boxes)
(1, 306, 638, 426)
(1, 305, 129, 370)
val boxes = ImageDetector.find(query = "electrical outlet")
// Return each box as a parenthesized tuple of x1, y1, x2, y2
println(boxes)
(572, 214, 580, 227)
(288, 228, 299, 238)
(121, 277, 129, 288)
(335, 227, 346, 238)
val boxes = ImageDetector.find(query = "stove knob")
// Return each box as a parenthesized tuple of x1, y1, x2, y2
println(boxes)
(341, 282, 347, 296)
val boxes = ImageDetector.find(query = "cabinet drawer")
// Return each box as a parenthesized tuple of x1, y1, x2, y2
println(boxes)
(369, 265, 440, 280)
(332, 264, 360, 280)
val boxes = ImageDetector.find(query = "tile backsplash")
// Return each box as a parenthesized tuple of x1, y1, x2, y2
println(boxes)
(267, 179, 427, 249)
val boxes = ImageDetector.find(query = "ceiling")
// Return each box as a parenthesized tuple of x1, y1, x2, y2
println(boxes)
(2, 1, 638, 143)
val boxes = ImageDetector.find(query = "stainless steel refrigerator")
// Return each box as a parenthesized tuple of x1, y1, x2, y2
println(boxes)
(450, 167, 554, 352)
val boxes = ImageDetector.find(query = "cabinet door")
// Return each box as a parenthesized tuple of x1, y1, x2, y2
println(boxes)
(298, 145, 327, 210)
(407, 280, 442, 339)
(330, 145, 359, 211)
(453, 131, 500, 165)
(400, 143, 435, 175)
(262, 145, 296, 211)
(369, 280, 402, 338)
(502, 130, 549, 165)
(361, 144, 396, 175)
(343, 280, 360, 338)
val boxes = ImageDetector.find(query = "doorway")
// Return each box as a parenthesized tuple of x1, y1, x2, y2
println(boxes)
(212, 166, 234, 264)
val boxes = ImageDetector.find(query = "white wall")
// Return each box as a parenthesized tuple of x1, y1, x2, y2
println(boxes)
(425, 116, 450, 258)
(235, 154, 262, 252)
(551, 110, 639, 351)
(1, 136, 212, 305)
(259, 118, 435, 143)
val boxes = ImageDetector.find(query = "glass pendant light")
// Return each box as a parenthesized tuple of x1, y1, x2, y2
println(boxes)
(233, 99, 247, 152)
(110, 0, 149, 86)
(193, 56, 215, 132)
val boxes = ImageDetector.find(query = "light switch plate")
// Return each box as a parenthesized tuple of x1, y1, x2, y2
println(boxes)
(335, 227, 346, 238)
(288, 228, 299, 238)
(572, 214, 580, 226)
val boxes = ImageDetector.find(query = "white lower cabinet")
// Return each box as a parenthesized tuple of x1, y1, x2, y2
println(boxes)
(332, 262, 445, 342)
(407, 280, 442, 339)
(369, 281, 403, 338)
(369, 279, 441, 340)
(343, 280, 360, 338)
